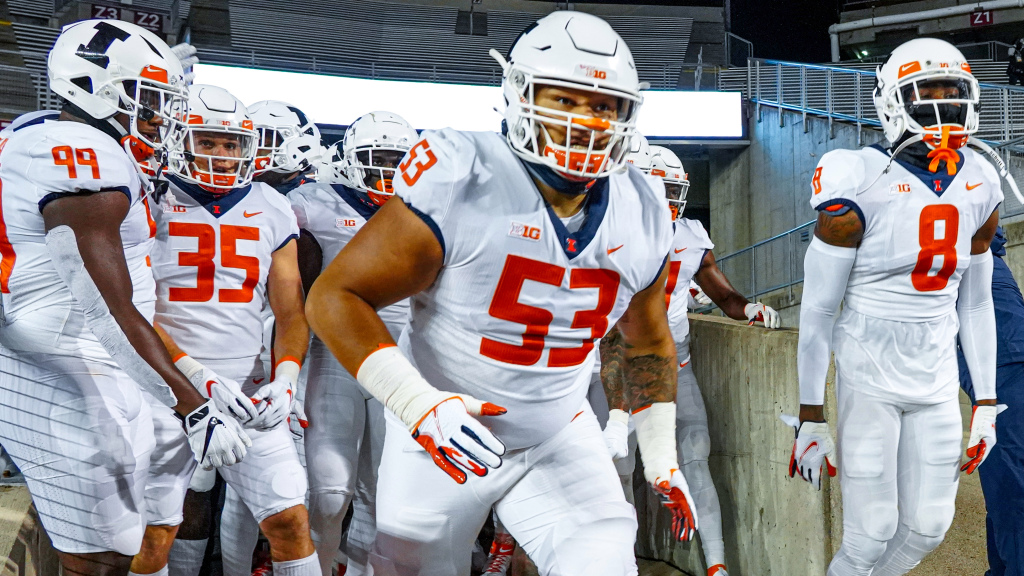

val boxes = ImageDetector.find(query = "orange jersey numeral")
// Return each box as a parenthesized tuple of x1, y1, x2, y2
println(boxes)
(0, 177, 15, 294)
(911, 204, 959, 292)
(51, 146, 101, 179)
(399, 139, 438, 187)
(168, 223, 261, 303)
(480, 254, 621, 368)
(665, 260, 682, 308)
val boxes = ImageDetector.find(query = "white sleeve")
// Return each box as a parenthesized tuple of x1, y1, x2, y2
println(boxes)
(809, 149, 868, 221)
(957, 250, 997, 401)
(31, 132, 139, 209)
(797, 237, 857, 405)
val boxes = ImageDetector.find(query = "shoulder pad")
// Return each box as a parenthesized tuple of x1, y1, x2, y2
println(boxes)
(809, 148, 871, 211)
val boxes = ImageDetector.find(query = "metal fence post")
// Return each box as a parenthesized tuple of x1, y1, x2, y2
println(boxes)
(756, 60, 762, 122)
(855, 73, 862, 146)
(801, 65, 808, 133)
(827, 68, 834, 139)
(777, 62, 784, 127)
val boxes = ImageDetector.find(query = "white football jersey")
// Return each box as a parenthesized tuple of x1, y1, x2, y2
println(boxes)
(665, 218, 714, 361)
(812, 144, 1002, 321)
(151, 175, 299, 360)
(0, 115, 156, 359)
(814, 144, 1002, 402)
(394, 129, 673, 449)
(290, 182, 409, 334)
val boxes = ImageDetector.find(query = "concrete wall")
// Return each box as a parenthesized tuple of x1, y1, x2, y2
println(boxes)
(636, 314, 841, 576)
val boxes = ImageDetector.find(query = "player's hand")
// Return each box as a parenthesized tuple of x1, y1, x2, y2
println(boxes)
(604, 409, 630, 461)
(412, 395, 507, 484)
(183, 400, 252, 470)
(287, 399, 309, 441)
(652, 469, 699, 541)
(781, 414, 836, 489)
(688, 281, 712, 309)
(250, 373, 295, 431)
(169, 43, 198, 84)
(961, 404, 1007, 474)
(175, 355, 260, 426)
(744, 302, 780, 329)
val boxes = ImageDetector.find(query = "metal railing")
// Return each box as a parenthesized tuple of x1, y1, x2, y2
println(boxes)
(711, 220, 815, 303)
(724, 32, 753, 68)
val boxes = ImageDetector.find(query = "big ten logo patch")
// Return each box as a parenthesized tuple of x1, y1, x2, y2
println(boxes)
(889, 182, 912, 194)
(509, 221, 541, 242)
(336, 218, 357, 228)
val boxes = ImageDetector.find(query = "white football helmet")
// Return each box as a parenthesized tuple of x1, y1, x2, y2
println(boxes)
(343, 111, 418, 205)
(170, 85, 257, 191)
(490, 11, 644, 180)
(316, 143, 347, 183)
(649, 145, 689, 220)
(625, 133, 653, 171)
(248, 100, 323, 174)
(48, 19, 188, 164)
(873, 38, 979, 147)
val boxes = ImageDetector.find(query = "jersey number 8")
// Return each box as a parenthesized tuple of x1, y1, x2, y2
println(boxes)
(912, 204, 959, 292)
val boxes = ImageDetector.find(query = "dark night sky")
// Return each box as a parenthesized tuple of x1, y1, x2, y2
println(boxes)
(529, 0, 843, 63)
(730, 0, 841, 63)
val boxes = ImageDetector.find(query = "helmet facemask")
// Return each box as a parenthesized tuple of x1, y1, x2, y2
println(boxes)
(505, 71, 640, 181)
(897, 77, 977, 148)
(662, 177, 689, 220)
(115, 76, 188, 163)
(345, 147, 407, 205)
(175, 126, 257, 193)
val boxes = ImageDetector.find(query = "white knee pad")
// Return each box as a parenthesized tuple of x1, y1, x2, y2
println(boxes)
(92, 491, 147, 556)
(870, 522, 947, 576)
(545, 501, 638, 576)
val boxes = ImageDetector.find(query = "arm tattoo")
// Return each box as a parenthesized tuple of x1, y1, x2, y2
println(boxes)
(623, 352, 677, 409)
(814, 211, 863, 248)
(600, 324, 676, 411)
(600, 325, 628, 411)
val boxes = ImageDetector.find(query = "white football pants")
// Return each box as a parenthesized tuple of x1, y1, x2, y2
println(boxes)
(0, 347, 153, 555)
(372, 403, 638, 576)
(304, 337, 385, 576)
(827, 383, 961, 576)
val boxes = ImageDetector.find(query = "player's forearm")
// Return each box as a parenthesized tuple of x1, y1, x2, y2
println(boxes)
(714, 292, 749, 321)
(622, 334, 677, 410)
(958, 250, 998, 402)
(114, 313, 206, 414)
(599, 324, 628, 411)
(307, 285, 396, 377)
(154, 323, 186, 359)
(695, 260, 748, 320)
(273, 311, 310, 366)
(797, 237, 856, 411)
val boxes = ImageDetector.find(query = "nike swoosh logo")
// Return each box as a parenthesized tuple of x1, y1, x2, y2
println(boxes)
(253, 377, 265, 384)
(800, 442, 818, 460)
(202, 417, 221, 462)
(244, 211, 262, 218)
(674, 247, 688, 254)
(966, 182, 983, 190)
(607, 244, 624, 254)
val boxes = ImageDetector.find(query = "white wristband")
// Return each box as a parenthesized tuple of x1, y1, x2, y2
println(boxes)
(174, 355, 205, 387)
(356, 346, 450, 431)
(608, 408, 631, 426)
(633, 402, 679, 485)
(274, 359, 301, 385)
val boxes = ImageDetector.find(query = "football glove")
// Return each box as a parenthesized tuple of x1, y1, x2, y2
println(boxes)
(288, 398, 309, 441)
(961, 404, 1007, 474)
(781, 414, 836, 490)
(175, 355, 259, 426)
(688, 281, 712, 309)
(183, 400, 252, 470)
(250, 359, 300, 431)
(634, 403, 699, 541)
(412, 395, 507, 484)
(744, 302, 781, 329)
(603, 409, 630, 461)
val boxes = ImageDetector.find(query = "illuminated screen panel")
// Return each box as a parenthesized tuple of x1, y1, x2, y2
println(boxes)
(193, 64, 744, 138)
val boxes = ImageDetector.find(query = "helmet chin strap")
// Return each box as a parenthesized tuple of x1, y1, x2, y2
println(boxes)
(522, 159, 594, 196)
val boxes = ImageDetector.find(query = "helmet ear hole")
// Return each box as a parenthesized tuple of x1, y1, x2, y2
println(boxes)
(71, 76, 92, 93)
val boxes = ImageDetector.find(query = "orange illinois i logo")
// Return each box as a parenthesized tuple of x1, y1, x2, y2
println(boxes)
(812, 167, 823, 195)
(400, 139, 438, 187)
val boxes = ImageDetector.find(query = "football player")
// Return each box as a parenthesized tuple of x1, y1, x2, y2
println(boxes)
(149, 85, 319, 576)
(791, 39, 1005, 575)
(249, 100, 324, 195)
(0, 20, 249, 576)
(307, 12, 697, 575)
(291, 110, 417, 576)
(596, 140, 781, 576)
